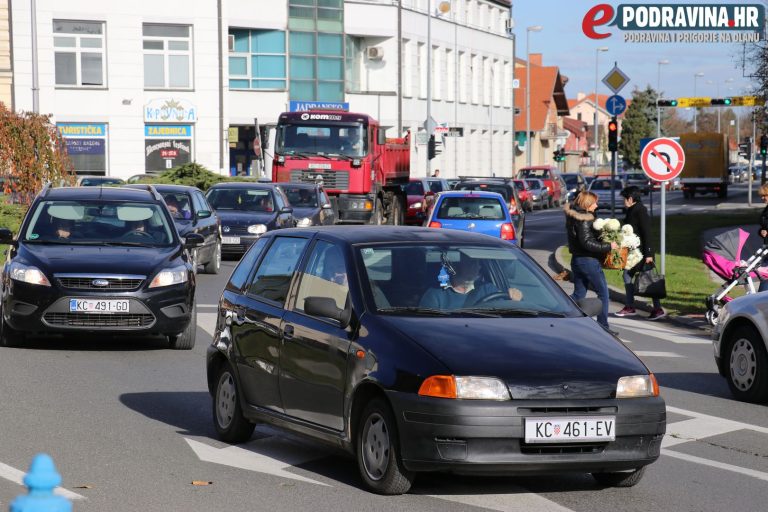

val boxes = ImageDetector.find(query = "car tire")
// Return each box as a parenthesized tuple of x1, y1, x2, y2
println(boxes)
(203, 241, 222, 275)
(356, 398, 414, 495)
(169, 305, 196, 350)
(371, 197, 385, 225)
(389, 194, 404, 226)
(213, 360, 255, 443)
(592, 467, 646, 487)
(0, 309, 23, 348)
(724, 325, 768, 403)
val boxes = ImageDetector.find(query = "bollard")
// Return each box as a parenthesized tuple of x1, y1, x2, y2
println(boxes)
(9, 454, 72, 512)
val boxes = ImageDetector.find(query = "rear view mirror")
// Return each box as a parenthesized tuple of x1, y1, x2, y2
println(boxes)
(377, 128, 386, 146)
(184, 233, 205, 248)
(576, 297, 602, 318)
(321, 203, 333, 209)
(280, 206, 293, 214)
(304, 296, 350, 328)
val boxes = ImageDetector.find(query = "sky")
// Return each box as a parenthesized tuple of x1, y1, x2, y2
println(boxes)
(511, 0, 758, 103)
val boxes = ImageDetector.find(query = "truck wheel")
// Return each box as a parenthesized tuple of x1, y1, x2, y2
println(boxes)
(388, 194, 404, 225)
(371, 198, 385, 225)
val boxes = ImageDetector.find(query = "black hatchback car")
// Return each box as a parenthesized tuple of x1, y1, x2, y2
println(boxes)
(0, 185, 202, 349)
(205, 183, 295, 257)
(206, 226, 665, 495)
(277, 182, 336, 227)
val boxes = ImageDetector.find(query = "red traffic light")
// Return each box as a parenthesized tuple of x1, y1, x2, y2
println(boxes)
(608, 120, 618, 131)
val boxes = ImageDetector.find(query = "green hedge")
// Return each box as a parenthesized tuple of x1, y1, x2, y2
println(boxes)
(138, 162, 259, 191)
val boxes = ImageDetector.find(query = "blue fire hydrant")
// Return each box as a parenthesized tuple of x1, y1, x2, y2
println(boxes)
(9, 454, 71, 512)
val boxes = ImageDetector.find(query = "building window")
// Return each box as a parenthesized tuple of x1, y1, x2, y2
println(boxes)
(345, 36, 363, 93)
(458, 51, 467, 103)
(432, 46, 441, 101)
(143, 24, 192, 89)
(418, 42, 427, 98)
(446, 48, 455, 102)
(402, 39, 412, 97)
(289, 31, 344, 102)
(289, 0, 343, 33)
(229, 29, 286, 90)
(53, 20, 105, 87)
(57, 123, 108, 173)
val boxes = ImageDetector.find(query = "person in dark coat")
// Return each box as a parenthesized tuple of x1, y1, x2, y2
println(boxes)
(615, 186, 666, 320)
(758, 183, 768, 241)
(565, 191, 618, 333)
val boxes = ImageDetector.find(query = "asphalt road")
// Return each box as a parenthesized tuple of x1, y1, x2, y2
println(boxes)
(1, 184, 767, 511)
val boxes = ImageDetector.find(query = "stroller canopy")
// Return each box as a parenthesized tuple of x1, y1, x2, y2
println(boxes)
(703, 228, 763, 281)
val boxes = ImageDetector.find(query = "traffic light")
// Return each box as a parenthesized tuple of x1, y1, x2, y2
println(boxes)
(657, 99, 678, 107)
(711, 98, 733, 106)
(607, 117, 618, 152)
(761, 135, 768, 157)
(427, 134, 440, 160)
(553, 149, 565, 162)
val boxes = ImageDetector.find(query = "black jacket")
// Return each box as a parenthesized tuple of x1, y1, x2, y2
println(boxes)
(565, 203, 611, 259)
(623, 202, 653, 258)
(759, 205, 768, 240)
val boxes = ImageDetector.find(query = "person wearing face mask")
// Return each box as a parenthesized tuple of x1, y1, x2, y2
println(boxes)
(564, 191, 618, 334)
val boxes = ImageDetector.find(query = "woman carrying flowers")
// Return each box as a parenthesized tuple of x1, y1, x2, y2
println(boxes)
(565, 191, 618, 334)
(616, 186, 666, 320)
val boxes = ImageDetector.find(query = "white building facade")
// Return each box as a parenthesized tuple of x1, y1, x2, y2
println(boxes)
(11, 0, 515, 179)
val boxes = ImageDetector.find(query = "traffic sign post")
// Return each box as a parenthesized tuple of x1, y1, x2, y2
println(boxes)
(641, 137, 686, 277)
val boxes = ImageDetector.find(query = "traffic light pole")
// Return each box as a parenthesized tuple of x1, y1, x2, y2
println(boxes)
(610, 149, 617, 217)
(749, 116, 755, 206)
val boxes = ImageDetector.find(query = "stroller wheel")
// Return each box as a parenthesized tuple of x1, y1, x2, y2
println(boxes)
(705, 309, 719, 326)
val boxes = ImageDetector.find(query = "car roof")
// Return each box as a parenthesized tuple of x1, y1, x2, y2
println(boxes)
(139, 184, 200, 193)
(274, 182, 319, 190)
(41, 186, 159, 201)
(436, 190, 506, 200)
(267, 225, 514, 246)
(207, 182, 279, 190)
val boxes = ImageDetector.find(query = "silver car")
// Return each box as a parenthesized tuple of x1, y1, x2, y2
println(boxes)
(712, 293, 768, 403)
(524, 179, 549, 209)
(588, 177, 627, 212)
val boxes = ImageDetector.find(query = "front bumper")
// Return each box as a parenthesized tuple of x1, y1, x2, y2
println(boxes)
(221, 235, 260, 255)
(388, 391, 666, 475)
(3, 279, 194, 336)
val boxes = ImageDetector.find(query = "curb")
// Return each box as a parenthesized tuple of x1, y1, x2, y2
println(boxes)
(552, 246, 710, 332)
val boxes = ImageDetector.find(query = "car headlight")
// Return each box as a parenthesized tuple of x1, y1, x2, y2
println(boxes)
(247, 224, 267, 235)
(616, 374, 659, 398)
(9, 262, 50, 286)
(296, 217, 313, 227)
(418, 375, 511, 400)
(149, 266, 188, 288)
(411, 202, 422, 210)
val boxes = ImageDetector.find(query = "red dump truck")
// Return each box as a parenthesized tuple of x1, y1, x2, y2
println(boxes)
(272, 110, 409, 224)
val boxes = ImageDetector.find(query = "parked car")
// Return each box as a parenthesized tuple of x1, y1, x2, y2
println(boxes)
(277, 182, 336, 227)
(525, 179, 549, 210)
(76, 176, 125, 187)
(589, 177, 628, 212)
(0, 185, 201, 349)
(126, 174, 155, 184)
(560, 172, 587, 203)
(206, 226, 665, 494)
(622, 172, 650, 195)
(711, 292, 768, 402)
(205, 182, 295, 258)
(405, 178, 450, 226)
(517, 166, 564, 207)
(426, 190, 524, 246)
(127, 184, 222, 274)
(512, 179, 534, 212)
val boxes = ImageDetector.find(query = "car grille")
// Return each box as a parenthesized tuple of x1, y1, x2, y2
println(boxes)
(518, 406, 617, 414)
(290, 169, 349, 190)
(56, 277, 144, 290)
(222, 225, 250, 235)
(43, 312, 154, 328)
(520, 443, 607, 455)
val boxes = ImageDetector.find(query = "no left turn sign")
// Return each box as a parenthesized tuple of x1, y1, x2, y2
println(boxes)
(640, 137, 685, 182)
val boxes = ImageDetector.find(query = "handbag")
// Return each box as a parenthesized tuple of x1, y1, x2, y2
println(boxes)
(633, 264, 667, 299)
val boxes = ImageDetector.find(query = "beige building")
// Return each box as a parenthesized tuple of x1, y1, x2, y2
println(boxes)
(0, 0, 11, 108)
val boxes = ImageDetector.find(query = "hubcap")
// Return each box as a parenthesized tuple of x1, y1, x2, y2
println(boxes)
(730, 338, 757, 391)
(215, 243, 222, 268)
(361, 412, 390, 481)
(216, 371, 237, 428)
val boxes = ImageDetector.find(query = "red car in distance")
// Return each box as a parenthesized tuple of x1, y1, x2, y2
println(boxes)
(512, 179, 534, 212)
(405, 177, 450, 225)
(517, 166, 564, 208)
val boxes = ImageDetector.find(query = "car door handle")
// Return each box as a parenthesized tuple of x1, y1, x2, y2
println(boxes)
(283, 324, 294, 341)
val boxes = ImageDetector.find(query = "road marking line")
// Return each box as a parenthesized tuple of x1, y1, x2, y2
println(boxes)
(661, 449, 768, 482)
(0, 462, 85, 500)
(634, 350, 682, 358)
(196, 304, 219, 308)
(198, 312, 217, 337)
(612, 318, 710, 344)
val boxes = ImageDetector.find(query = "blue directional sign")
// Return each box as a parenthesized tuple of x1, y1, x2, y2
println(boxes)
(606, 95, 627, 116)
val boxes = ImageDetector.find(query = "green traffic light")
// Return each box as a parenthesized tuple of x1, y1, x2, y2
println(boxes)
(724, 98, 732, 105)
(670, 100, 677, 106)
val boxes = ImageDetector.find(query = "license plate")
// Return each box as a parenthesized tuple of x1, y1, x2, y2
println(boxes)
(69, 299, 130, 314)
(222, 236, 240, 244)
(525, 416, 615, 443)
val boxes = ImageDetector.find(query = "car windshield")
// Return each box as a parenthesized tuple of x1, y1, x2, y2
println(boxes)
(80, 178, 124, 186)
(161, 192, 193, 220)
(512, 181, 526, 190)
(437, 196, 506, 220)
(519, 168, 551, 179)
(283, 187, 318, 208)
(455, 183, 510, 201)
(276, 122, 367, 157)
(23, 200, 174, 245)
(526, 179, 542, 189)
(590, 180, 623, 190)
(207, 188, 275, 212)
(358, 244, 580, 316)
(562, 175, 579, 186)
(405, 181, 425, 195)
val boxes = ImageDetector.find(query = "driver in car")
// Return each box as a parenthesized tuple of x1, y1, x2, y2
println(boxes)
(419, 257, 522, 310)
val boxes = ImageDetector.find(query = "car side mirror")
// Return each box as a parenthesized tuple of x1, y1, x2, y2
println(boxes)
(304, 296, 351, 329)
(576, 297, 603, 318)
(196, 210, 212, 219)
(0, 228, 13, 244)
(322, 203, 333, 210)
(184, 233, 205, 248)
(280, 206, 293, 214)
(377, 129, 386, 146)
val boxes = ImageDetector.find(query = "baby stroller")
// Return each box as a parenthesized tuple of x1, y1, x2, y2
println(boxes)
(702, 228, 768, 326)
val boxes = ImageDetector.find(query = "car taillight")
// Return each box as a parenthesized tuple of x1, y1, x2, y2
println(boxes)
(509, 202, 519, 215)
(428, 221, 442, 228)
(501, 222, 515, 240)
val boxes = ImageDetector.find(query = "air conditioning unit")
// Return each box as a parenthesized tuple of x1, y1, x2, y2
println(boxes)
(367, 46, 384, 60)
(505, 17, 515, 33)
(227, 34, 235, 52)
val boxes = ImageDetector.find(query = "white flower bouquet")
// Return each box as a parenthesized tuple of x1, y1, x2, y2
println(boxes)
(594, 217, 633, 270)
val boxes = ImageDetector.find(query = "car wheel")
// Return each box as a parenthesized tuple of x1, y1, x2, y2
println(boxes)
(0, 309, 22, 348)
(592, 467, 646, 487)
(356, 398, 414, 495)
(213, 360, 255, 443)
(169, 305, 196, 350)
(203, 241, 222, 275)
(725, 325, 768, 402)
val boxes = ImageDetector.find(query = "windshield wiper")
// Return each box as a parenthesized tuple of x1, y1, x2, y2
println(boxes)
(460, 307, 567, 318)
(327, 153, 353, 161)
(281, 151, 309, 159)
(102, 241, 155, 247)
(377, 306, 452, 316)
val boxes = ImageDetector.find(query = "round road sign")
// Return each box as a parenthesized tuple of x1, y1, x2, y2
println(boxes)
(640, 137, 685, 182)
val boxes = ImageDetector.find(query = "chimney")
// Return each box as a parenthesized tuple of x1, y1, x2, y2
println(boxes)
(529, 53, 543, 66)
(577, 92, 585, 101)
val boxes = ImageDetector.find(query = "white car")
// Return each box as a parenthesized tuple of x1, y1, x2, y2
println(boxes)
(588, 177, 627, 212)
(712, 293, 768, 403)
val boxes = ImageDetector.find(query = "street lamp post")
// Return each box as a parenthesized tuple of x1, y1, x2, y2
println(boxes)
(593, 47, 609, 175)
(525, 25, 542, 167)
(693, 72, 704, 133)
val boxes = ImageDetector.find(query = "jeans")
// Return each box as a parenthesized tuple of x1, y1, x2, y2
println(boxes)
(571, 256, 611, 328)
(623, 270, 661, 309)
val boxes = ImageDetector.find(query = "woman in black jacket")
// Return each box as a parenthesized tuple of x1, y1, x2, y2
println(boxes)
(616, 186, 666, 320)
(565, 191, 618, 333)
